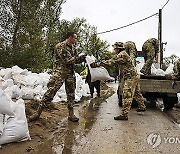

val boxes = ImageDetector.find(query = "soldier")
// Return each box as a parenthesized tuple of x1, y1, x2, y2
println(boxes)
(85, 67, 101, 98)
(29, 32, 86, 122)
(172, 58, 180, 79)
(140, 38, 159, 75)
(90, 42, 146, 120)
(124, 41, 137, 66)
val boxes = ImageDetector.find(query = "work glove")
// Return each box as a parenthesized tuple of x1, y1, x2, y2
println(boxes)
(90, 62, 97, 68)
(79, 54, 87, 62)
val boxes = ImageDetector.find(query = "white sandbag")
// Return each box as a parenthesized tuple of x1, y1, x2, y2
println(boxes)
(11, 65, 29, 76)
(4, 85, 21, 99)
(1, 79, 14, 90)
(75, 73, 83, 93)
(3, 68, 13, 80)
(53, 92, 67, 102)
(75, 73, 83, 101)
(81, 80, 90, 96)
(0, 99, 31, 145)
(19, 86, 36, 99)
(0, 89, 15, 116)
(177, 93, 180, 104)
(0, 77, 5, 89)
(165, 63, 174, 75)
(38, 72, 50, 87)
(25, 73, 45, 87)
(12, 73, 27, 86)
(90, 67, 113, 82)
(11, 65, 25, 74)
(33, 85, 46, 100)
(0, 69, 6, 78)
(86, 55, 113, 82)
(151, 64, 165, 76)
(136, 62, 145, 74)
(0, 114, 9, 137)
(0, 114, 5, 137)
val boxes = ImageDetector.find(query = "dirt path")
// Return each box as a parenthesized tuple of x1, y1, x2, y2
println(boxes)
(0, 83, 179, 154)
(74, 84, 180, 154)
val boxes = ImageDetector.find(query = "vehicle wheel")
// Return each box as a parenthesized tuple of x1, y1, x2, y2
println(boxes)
(147, 100, 157, 108)
(163, 95, 178, 110)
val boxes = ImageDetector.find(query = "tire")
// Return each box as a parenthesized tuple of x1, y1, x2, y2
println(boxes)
(163, 95, 178, 110)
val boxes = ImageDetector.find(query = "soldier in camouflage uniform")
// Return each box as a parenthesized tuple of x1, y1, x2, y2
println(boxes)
(172, 58, 180, 79)
(124, 41, 137, 66)
(91, 42, 146, 120)
(140, 38, 159, 75)
(29, 32, 86, 122)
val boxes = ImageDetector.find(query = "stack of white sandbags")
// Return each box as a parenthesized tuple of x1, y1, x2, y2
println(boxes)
(136, 62, 174, 76)
(0, 65, 91, 146)
(0, 89, 31, 146)
(0, 65, 89, 102)
(136, 62, 180, 105)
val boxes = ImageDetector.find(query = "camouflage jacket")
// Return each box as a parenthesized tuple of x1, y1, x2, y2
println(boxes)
(143, 38, 159, 54)
(96, 50, 139, 80)
(172, 58, 180, 79)
(124, 41, 137, 65)
(53, 41, 83, 72)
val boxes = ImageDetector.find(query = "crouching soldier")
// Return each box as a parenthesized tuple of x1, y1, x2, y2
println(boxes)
(29, 32, 86, 122)
(90, 42, 146, 120)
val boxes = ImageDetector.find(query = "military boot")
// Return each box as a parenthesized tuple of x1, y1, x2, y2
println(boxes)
(140, 69, 151, 75)
(68, 107, 79, 122)
(136, 108, 146, 112)
(29, 103, 44, 121)
(114, 114, 128, 120)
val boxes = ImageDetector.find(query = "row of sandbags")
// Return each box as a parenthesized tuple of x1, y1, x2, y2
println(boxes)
(0, 65, 90, 147)
(0, 65, 90, 102)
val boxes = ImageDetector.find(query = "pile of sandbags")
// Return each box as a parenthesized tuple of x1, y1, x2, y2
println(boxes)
(136, 61, 175, 76)
(0, 89, 31, 146)
(0, 65, 89, 102)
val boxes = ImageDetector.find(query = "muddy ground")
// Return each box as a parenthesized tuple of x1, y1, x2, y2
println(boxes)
(0, 82, 179, 154)
(0, 83, 111, 154)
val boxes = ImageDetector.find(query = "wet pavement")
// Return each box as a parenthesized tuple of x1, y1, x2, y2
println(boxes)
(32, 83, 180, 154)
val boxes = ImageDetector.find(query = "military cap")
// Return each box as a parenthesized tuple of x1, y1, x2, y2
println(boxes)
(112, 42, 125, 49)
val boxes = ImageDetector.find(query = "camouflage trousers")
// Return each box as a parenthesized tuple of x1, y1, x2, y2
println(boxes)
(174, 59, 180, 76)
(121, 77, 146, 116)
(141, 46, 156, 75)
(41, 69, 76, 109)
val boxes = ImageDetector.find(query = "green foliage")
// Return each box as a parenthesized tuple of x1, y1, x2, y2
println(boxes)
(0, 0, 111, 74)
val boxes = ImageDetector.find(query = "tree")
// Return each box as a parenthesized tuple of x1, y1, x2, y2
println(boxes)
(0, 0, 66, 72)
(0, 1, 111, 73)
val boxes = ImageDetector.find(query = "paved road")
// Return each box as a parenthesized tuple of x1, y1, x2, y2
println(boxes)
(33, 83, 180, 154)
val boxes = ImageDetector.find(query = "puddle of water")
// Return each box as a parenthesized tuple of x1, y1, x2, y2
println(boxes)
(52, 97, 109, 153)
(35, 87, 116, 154)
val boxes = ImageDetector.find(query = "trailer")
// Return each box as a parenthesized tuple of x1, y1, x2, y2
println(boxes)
(117, 74, 180, 110)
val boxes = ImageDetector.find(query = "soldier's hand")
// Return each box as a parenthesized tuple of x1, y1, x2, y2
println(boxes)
(79, 54, 87, 62)
(165, 74, 172, 80)
(90, 62, 97, 68)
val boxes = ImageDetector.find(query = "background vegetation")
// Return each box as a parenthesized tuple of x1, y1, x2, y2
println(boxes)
(0, 0, 178, 77)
